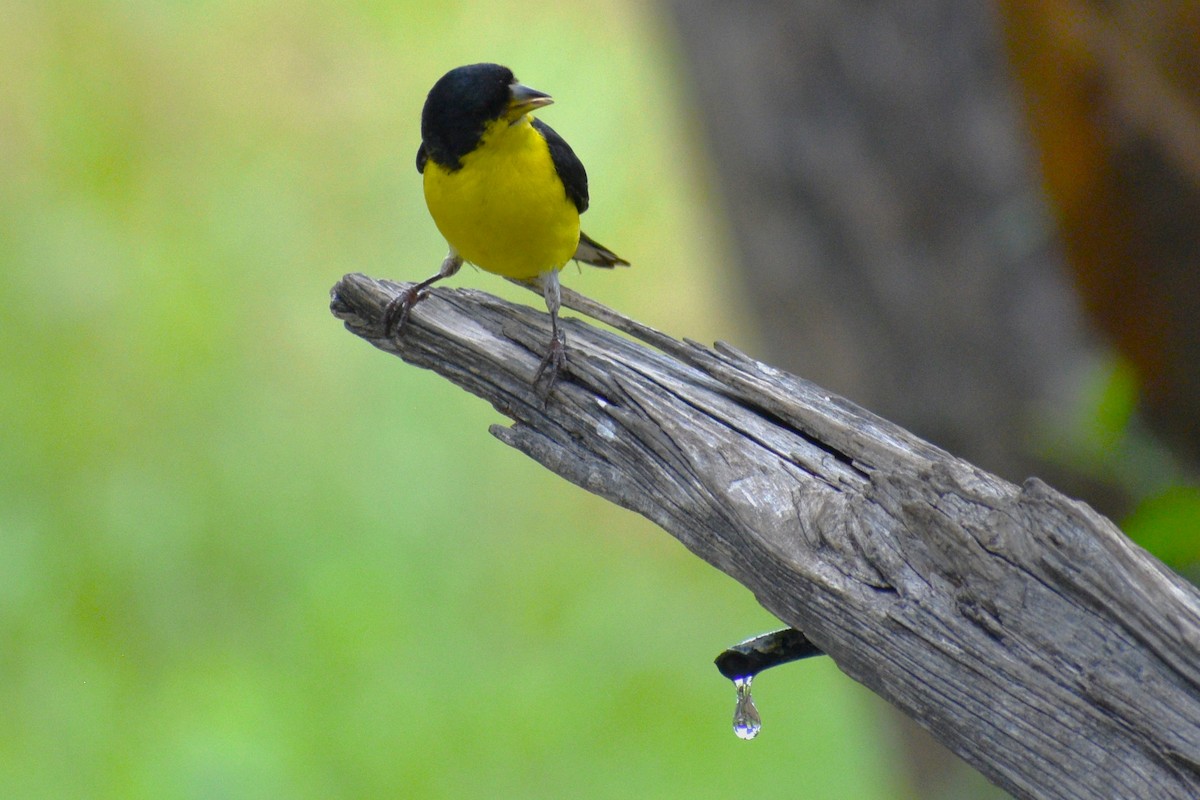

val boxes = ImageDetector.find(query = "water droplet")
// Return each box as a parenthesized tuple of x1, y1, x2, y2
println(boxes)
(732, 675, 762, 740)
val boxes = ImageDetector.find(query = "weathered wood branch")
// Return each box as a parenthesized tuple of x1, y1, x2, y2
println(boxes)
(330, 273, 1200, 800)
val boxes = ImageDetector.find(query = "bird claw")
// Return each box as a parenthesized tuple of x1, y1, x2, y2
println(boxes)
(533, 332, 567, 399)
(381, 285, 427, 337)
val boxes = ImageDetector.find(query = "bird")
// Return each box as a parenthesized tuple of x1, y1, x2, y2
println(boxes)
(383, 62, 628, 393)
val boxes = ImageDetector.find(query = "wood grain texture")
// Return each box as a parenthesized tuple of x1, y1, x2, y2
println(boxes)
(331, 273, 1200, 799)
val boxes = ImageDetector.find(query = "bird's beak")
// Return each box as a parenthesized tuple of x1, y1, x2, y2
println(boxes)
(507, 81, 554, 117)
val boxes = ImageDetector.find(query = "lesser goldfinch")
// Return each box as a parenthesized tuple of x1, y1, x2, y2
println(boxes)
(383, 63, 628, 391)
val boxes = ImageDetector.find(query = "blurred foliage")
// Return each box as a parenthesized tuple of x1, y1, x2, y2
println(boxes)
(0, 1, 895, 798)
(1125, 487, 1200, 579)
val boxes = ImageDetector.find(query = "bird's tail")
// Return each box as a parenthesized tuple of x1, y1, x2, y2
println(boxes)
(573, 231, 630, 268)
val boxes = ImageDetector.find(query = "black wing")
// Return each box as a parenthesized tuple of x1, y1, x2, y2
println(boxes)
(532, 117, 588, 214)
(415, 143, 428, 174)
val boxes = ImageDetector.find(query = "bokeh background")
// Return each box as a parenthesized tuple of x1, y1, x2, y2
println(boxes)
(2, 2, 1197, 799)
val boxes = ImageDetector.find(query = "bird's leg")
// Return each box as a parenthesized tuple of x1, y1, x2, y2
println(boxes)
(382, 249, 463, 336)
(532, 269, 567, 396)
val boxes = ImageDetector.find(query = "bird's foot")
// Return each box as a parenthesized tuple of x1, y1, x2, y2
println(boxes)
(381, 285, 428, 338)
(533, 332, 567, 399)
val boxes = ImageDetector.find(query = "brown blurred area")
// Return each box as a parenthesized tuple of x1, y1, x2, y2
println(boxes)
(999, 0, 1200, 468)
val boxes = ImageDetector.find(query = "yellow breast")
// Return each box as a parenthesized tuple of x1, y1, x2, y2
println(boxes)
(423, 116, 581, 280)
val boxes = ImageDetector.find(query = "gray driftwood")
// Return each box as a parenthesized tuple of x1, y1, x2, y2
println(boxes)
(330, 273, 1200, 800)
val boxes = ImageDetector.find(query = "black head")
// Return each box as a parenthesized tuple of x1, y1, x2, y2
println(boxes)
(421, 63, 519, 171)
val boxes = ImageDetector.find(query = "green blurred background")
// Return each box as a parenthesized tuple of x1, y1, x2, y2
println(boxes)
(0, 2, 901, 798)
(4, 1, 1198, 798)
